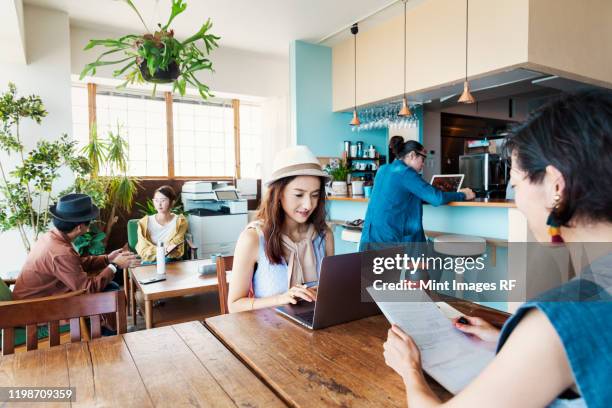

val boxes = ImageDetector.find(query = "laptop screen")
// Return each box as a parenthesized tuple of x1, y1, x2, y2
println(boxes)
(430, 174, 464, 192)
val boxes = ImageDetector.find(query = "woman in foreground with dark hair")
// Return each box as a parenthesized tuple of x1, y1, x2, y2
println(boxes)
(227, 146, 334, 313)
(383, 90, 612, 407)
(360, 137, 474, 250)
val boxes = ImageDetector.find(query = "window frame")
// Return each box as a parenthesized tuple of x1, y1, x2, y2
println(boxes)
(83, 83, 250, 181)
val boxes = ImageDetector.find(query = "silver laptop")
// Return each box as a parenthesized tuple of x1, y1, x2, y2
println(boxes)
(430, 174, 464, 192)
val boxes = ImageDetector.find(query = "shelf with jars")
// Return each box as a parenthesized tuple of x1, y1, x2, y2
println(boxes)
(342, 142, 386, 176)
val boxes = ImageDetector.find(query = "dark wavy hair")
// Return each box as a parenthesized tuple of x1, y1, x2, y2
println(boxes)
(389, 136, 424, 160)
(504, 89, 612, 226)
(257, 176, 327, 264)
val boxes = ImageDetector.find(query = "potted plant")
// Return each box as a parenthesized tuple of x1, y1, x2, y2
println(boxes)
(79, 0, 220, 100)
(69, 123, 139, 252)
(328, 161, 350, 196)
(0, 83, 91, 252)
(73, 224, 107, 256)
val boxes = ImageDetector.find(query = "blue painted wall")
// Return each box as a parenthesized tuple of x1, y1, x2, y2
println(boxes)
(290, 40, 388, 157)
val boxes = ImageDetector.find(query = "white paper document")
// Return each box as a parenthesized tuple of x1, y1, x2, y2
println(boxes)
(367, 288, 495, 394)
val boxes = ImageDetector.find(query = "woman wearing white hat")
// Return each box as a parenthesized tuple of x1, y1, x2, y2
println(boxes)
(227, 146, 335, 312)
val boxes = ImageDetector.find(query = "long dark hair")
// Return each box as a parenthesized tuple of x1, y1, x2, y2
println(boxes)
(504, 89, 612, 226)
(257, 176, 328, 264)
(389, 136, 424, 160)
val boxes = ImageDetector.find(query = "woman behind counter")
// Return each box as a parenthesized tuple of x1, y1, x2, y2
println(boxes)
(360, 137, 475, 250)
(135, 185, 188, 262)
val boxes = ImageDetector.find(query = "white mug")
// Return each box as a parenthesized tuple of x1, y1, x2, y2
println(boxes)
(352, 180, 365, 195)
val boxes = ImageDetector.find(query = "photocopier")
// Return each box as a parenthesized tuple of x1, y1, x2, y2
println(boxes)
(181, 181, 248, 259)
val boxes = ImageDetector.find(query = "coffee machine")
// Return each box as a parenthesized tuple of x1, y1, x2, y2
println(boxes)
(458, 153, 508, 198)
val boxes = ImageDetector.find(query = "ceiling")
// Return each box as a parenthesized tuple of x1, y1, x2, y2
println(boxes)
(24, 0, 401, 57)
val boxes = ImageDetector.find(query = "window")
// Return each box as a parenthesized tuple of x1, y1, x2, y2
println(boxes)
(71, 85, 89, 151)
(71, 83, 262, 179)
(173, 98, 235, 177)
(96, 91, 167, 177)
(239, 104, 263, 179)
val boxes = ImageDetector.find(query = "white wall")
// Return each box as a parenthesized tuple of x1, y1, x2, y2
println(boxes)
(0, 0, 27, 64)
(70, 26, 289, 99)
(0, 5, 73, 275)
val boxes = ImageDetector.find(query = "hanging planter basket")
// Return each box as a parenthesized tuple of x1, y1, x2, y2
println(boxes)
(138, 60, 180, 84)
(80, 0, 219, 100)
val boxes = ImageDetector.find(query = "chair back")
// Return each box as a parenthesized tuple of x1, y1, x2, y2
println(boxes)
(215, 256, 233, 314)
(127, 219, 139, 252)
(0, 290, 127, 355)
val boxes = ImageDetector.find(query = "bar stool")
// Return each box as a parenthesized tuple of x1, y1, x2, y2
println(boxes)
(431, 234, 487, 299)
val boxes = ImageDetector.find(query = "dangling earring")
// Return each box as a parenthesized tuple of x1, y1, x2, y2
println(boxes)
(546, 193, 564, 243)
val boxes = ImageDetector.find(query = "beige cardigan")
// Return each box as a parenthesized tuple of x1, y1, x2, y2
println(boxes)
(136, 214, 188, 262)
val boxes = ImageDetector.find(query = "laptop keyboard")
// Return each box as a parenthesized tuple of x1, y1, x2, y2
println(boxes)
(295, 310, 314, 325)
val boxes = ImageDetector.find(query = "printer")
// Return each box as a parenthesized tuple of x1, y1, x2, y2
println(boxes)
(182, 181, 248, 259)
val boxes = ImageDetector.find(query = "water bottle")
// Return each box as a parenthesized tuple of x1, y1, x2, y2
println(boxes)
(156, 241, 166, 275)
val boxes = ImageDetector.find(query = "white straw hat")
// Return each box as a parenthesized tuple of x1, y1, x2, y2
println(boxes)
(266, 145, 330, 185)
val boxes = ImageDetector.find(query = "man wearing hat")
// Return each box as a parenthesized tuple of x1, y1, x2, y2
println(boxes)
(12, 194, 139, 300)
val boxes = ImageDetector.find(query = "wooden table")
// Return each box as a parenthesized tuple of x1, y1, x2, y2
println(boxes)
(0, 322, 284, 407)
(128, 259, 226, 329)
(206, 304, 510, 407)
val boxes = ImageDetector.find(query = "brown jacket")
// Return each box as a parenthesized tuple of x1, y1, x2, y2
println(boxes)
(12, 229, 114, 299)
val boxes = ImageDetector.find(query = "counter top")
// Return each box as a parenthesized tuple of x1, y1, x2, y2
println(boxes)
(327, 196, 516, 208)
(327, 195, 369, 202)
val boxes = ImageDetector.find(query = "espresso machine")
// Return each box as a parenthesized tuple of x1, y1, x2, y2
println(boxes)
(458, 153, 508, 198)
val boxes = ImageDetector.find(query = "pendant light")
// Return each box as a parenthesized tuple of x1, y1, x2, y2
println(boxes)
(350, 23, 361, 126)
(398, 0, 411, 117)
(458, 0, 475, 104)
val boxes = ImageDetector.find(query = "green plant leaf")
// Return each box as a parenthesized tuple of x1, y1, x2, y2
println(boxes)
(123, 0, 151, 32)
(92, 233, 106, 243)
(175, 77, 186, 95)
(80, 123, 108, 177)
(109, 176, 139, 212)
(162, 0, 187, 30)
(84, 39, 132, 51)
(112, 60, 137, 77)
(106, 123, 129, 173)
(89, 240, 106, 255)
(80, 56, 135, 80)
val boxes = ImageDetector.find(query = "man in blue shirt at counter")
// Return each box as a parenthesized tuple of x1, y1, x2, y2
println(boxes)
(359, 137, 475, 251)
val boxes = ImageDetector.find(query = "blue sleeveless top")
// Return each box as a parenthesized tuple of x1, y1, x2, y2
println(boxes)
(249, 224, 326, 298)
(496, 254, 612, 408)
